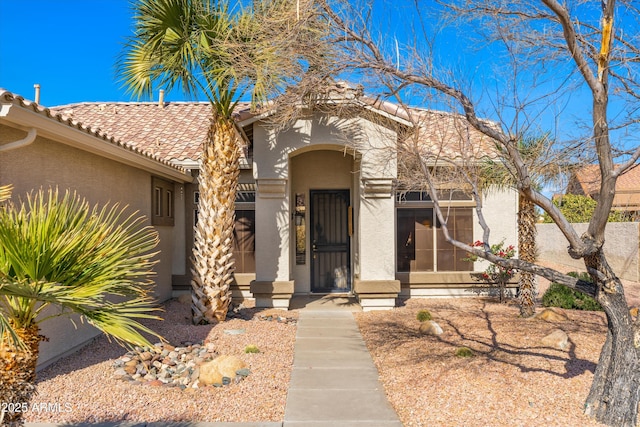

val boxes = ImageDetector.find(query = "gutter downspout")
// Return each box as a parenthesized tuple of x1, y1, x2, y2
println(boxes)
(0, 127, 37, 152)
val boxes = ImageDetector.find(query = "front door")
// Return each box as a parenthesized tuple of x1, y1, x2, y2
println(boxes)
(310, 190, 351, 293)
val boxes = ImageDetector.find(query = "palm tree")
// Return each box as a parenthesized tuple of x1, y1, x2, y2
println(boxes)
(120, 0, 327, 323)
(0, 187, 162, 426)
(480, 135, 563, 317)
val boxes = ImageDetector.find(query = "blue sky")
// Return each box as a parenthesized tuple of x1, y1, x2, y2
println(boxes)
(0, 0, 635, 158)
(0, 0, 152, 106)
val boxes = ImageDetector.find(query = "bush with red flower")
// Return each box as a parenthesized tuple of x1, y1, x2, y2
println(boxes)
(464, 240, 517, 301)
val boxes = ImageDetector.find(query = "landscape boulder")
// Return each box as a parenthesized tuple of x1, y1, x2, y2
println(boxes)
(541, 329, 569, 350)
(177, 293, 191, 305)
(419, 320, 443, 336)
(199, 355, 247, 386)
(534, 307, 569, 322)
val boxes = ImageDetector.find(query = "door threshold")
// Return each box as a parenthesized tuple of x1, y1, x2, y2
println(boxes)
(309, 292, 354, 296)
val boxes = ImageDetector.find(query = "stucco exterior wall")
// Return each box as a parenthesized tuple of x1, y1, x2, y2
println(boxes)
(252, 112, 399, 294)
(0, 130, 178, 368)
(537, 222, 640, 282)
(474, 187, 519, 270)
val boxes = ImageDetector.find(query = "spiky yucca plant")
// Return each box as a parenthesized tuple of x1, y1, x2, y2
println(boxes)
(0, 187, 162, 426)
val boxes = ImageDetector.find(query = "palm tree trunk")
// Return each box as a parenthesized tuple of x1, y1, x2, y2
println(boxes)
(191, 115, 240, 324)
(518, 195, 537, 317)
(0, 324, 41, 427)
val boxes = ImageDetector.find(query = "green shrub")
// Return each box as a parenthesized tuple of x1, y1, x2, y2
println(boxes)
(416, 309, 432, 322)
(541, 194, 630, 223)
(542, 272, 603, 311)
(455, 347, 475, 357)
(244, 345, 260, 354)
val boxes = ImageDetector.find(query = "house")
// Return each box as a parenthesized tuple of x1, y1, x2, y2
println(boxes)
(0, 86, 517, 367)
(566, 163, 640, 220)
(0, 89, 194, 368)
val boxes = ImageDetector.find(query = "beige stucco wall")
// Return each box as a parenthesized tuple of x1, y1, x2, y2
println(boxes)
(252, 112, 399, 291)
(0, 129, 179, 368)
(473, 187, 519, 270)
(537, 222, 639, 282)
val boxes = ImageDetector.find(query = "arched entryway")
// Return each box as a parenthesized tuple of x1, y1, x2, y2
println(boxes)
(290, 148, 359, 294)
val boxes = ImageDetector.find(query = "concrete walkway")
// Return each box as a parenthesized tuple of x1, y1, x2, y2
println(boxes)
(25, 296, 402, 427)
(283, 308, 402, 427)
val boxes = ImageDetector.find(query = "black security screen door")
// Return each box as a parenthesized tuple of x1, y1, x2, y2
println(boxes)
(310, 190, 351, 293)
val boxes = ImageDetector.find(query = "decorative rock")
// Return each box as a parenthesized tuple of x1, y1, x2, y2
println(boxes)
(236, 368, 251, 377)
(112, 340, 254, 389)
(124, 365, 137, 375)
(224, 329, 246, 335)
(177, 293, 191, 305)
(541, 329, 569, 350)
(535, 308, 569, 322)
(113, 368, 128, 377)
(419, 320, 443, 335)
(630, 307, 638, 318)
(199, 355, 247, 386)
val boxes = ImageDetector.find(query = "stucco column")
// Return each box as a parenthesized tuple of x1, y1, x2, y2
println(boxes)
(350, 121, 402, 310)
(250, 124, 295, 308)
(358, 179, 397, 280)
(254, 179, 290, 281)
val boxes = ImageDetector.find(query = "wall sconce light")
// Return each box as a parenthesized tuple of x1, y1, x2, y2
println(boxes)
(295, 193, 306, 265)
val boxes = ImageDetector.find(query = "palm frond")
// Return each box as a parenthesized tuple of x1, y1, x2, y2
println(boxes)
(0, 188, 163, 347)
(0, 303, 26, 351)
(0, 185, 11, 203)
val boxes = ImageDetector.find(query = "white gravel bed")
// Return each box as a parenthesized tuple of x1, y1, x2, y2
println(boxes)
(23, 299, 297, 424)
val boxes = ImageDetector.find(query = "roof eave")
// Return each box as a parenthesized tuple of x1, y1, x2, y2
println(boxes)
(0, 102, 194, 184)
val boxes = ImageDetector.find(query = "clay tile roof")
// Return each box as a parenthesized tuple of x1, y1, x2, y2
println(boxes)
(571, 163, 640, 210)
(411, 109, 498, 161)
(0, 89, 188, 173)
(35, 82, 495, 166)
(50, 101, 254, 163)
(50, 102, 208, 163)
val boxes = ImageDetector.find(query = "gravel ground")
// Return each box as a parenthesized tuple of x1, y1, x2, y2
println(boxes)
(23, 276, 639, 426)
(23, 299, 297, 424)
(355, 298, 611, 427)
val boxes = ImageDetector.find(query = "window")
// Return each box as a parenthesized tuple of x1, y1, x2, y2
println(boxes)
(396, 191, 474, 272)
(152, 177, 175, 226)
(193, 186, 256, 273)
(232, 210, 255, 273)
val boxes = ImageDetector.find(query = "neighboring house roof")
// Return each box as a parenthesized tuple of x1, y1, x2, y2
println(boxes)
(568, 163, 640, 211)
(0, 89, 193, 183)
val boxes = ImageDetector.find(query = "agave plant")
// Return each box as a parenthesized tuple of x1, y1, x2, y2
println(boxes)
(0, 186, 162, 426)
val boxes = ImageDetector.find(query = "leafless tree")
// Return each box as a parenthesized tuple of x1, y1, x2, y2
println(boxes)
(318, 0, 640, 425)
